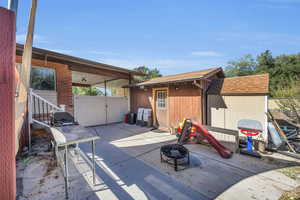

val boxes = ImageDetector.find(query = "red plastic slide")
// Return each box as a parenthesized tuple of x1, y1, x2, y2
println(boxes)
(192, 121, 233, 159)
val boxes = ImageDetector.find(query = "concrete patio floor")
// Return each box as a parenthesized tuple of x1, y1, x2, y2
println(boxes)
(77, 123, 300, 200)
(17, 123, 300, 199)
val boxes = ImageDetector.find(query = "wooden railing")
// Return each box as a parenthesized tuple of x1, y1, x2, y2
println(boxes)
(28, 88, 64, 127)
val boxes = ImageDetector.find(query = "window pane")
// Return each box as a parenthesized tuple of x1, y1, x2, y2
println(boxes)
(157, 91, 166, 109)
(30, 66, 56, 90)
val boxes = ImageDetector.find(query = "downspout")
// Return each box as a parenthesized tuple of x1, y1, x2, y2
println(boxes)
(193, 80, 204, 124)
(193, 80, 202, 88)
(193, 79, 211, 125)
(124, 73, 133, 112)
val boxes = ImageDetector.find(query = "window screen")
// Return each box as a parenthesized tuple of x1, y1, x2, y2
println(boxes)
(30, 66, 56, 90)
(156, 90, 167, 109)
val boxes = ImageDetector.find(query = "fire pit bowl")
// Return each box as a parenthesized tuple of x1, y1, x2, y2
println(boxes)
(160, 144, 190, 171)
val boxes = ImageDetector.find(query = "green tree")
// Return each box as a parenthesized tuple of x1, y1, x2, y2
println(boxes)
(225, 54, 256, 77)
(72, 86, 103, 96)
(224, 51, 300, 97)
(133, 66, 162, 81)
(273, 81, 300, 127)
(273, 54, 300, 89)
(256, 50, 275, 73)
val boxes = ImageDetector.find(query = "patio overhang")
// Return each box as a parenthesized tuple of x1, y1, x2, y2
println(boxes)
(16, 43, 144, 81)
(71, 71, 114, 86)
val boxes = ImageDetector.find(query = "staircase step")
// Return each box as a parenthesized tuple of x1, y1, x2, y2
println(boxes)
(31, 128, 50, 137)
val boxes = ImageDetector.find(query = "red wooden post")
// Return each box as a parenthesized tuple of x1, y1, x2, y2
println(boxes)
(0, 7, 16, 200)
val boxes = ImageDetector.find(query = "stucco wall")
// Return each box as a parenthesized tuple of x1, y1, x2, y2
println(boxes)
(207, 95, 268, 141)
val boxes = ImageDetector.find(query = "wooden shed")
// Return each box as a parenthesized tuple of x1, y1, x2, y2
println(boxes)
(206, 74, 269, 140)
(128, 67, 224, 129)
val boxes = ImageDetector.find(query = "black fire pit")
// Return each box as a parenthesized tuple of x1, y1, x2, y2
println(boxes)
(160, 144, 190, 171)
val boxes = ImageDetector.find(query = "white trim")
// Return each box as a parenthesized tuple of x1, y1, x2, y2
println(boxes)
(28, 88, 33, 123)
(32, 119, 50, 128)
(31, 90, 62, 110)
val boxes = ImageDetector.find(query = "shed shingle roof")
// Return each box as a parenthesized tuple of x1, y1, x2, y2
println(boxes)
(135, 67, 223, 86)
(207, 73, 269, 95)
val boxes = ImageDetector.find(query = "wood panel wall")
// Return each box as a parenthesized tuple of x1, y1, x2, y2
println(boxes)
(168, 84, 202, 127)
(130, 84, 203, 128)
(130, 87, 152, 113)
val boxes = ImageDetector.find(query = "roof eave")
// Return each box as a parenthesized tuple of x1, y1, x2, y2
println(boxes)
(16, 43, 144, 76)
(133, 67, 224, 87)
(135, 77, 204, 87)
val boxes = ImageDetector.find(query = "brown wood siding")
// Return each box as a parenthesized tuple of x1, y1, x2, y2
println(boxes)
(169, 84, 202, 127)
(130, 84, 203, 128)
(130, 87, 152, 113)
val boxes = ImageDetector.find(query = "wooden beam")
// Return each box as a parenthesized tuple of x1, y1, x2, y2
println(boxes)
(93, 78, 120, 86)
(16, 0, 37, 153)
(72, 82, 91, 87)
(69, 65, 129, 79)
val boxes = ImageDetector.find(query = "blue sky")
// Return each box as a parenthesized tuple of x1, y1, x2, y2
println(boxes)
(1, 0, 300, 75)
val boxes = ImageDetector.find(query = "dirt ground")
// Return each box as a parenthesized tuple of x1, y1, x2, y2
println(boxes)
(279, 186, 300, 200)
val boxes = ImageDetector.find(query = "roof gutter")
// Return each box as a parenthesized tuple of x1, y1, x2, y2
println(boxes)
(136, 77, 204, 87)
(16, 43, 144, 76)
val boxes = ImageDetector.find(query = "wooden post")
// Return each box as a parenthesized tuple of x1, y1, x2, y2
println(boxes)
(0, 7, 16, 200)
(267, 111, 296, 153)
(15, 0, 37, 152)
(104, 80, 108, 124)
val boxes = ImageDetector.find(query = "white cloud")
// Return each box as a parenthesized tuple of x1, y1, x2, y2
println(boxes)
(191, 51, 222, 57)
(16, 33, 49, 44)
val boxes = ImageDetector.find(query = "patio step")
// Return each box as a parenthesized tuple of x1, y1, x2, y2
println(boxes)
(31, 128, 49, 137)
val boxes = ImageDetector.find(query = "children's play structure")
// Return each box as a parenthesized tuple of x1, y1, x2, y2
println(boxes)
(237, 119, 263, 158)
(176, 119, 233, 159)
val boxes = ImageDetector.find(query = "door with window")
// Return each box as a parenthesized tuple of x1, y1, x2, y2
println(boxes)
(155, 89, 168, 128)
